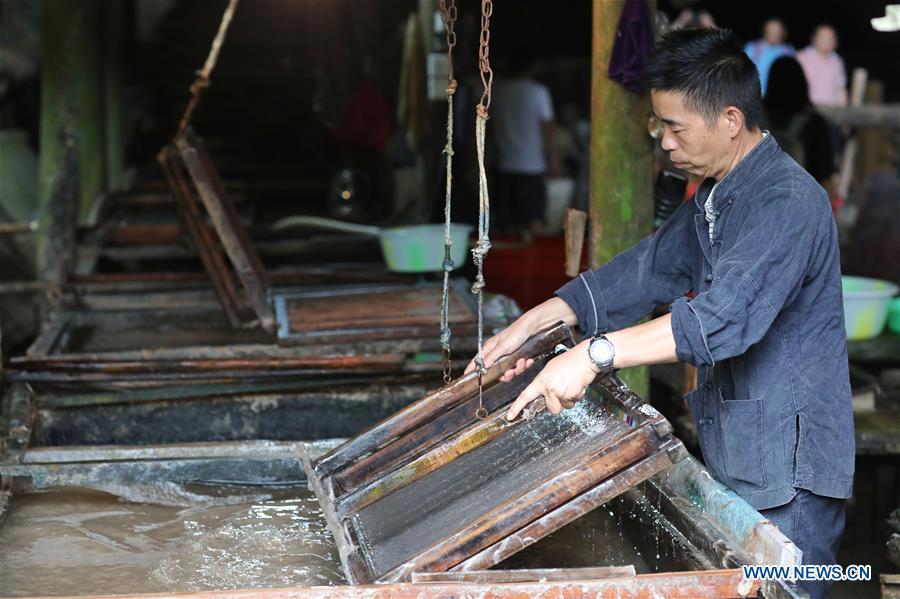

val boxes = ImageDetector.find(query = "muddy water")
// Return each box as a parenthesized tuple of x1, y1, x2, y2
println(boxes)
(0, 485, 344, 597)
(499, 493, 699, 574)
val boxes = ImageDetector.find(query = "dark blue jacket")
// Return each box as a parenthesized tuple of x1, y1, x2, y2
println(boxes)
(557, 133, 854, 510)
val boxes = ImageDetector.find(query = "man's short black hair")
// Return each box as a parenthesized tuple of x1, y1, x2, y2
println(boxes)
(643, 28, 762, 130)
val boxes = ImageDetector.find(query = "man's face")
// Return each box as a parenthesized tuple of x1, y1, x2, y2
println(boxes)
(813, 26, 837, 53)
(651, 90, 733, 180)
(763, 20, 786, 45)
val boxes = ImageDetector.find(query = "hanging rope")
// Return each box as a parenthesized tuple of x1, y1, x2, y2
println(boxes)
(438, 0, 458, 385)
(176, 0, 240, 137)
(472, 0, 493, 419)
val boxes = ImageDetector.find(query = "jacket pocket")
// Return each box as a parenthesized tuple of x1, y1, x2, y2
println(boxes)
(719, 391, 767, 490)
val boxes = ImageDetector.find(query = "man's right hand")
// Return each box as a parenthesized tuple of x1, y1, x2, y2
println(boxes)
(463, 297, 578, 381)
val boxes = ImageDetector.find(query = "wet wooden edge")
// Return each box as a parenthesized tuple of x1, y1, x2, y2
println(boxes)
(32, 568, 759, 598)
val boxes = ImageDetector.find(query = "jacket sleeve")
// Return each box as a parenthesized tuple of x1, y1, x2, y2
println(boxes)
(555, 199, 694, 337)
(670, 186, 831, 367)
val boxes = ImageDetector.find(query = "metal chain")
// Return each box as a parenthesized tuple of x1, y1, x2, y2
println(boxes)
(439, 0, 458, 385)
(477, 0, 493, 109)
(472, 0, 494, 419)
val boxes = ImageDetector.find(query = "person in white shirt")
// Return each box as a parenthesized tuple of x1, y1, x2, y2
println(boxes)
(489, 54, 560, 234)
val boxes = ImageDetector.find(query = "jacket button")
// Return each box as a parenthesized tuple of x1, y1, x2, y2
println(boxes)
(703, 382, 713, 390)
(705, 274, 713, 282)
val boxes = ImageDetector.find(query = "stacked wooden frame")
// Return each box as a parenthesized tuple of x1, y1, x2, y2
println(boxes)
(303, 323, 688, 584)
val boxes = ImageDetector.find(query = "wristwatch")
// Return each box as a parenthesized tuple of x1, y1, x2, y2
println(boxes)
(587, 335, 616, 374)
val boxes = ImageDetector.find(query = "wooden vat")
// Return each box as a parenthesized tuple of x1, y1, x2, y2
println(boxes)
(0, 329, 803, 597)
(0, 424, 801, 598)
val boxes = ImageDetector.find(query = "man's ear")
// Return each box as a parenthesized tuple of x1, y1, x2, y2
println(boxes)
(723, 106, 745, 138)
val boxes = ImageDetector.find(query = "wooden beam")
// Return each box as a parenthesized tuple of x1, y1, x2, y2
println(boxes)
(49, 568, 758, 598)
(590, 0, 655, 397)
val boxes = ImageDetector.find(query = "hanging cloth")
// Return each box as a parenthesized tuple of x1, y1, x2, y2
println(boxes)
(607, 0, 654, 93)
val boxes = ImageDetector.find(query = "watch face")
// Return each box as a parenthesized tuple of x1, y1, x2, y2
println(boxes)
(590, 338, 614, 365)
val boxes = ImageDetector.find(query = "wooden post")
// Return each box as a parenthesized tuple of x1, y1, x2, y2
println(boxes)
(101, 0, 134, 195)
(38, 0, 83, 290)
(590, 0, 655, 397)
(78, 0, 105, 221)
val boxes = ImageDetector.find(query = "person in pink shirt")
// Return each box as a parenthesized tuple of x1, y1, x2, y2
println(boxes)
(796, 25, 848, 107)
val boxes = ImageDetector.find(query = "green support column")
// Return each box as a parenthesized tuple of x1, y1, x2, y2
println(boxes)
(102, 0, 134, 194)
(590, 0, 655, 397)
(38, 0, 82, 286)
(78, 0, 105, 220)
(38, 0, 106, 287)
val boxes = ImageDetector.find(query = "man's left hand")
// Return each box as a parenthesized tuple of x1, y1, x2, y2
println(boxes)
(505, 339, 599, 421)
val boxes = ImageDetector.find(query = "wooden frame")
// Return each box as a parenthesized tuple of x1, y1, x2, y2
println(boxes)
(158, 128, 275, 331)
(302, 323, 687, 584)
(158, 141, 248, 328)
(273, 280, 481, 345)
(10, 277, 495, 385)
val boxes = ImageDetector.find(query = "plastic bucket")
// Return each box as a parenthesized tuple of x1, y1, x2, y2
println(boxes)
(841, 276, 899, 340)
(888, 297, 900, 334)
(378, 224, 473, 273)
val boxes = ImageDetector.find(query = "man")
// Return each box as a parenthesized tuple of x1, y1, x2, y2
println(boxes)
(796, 24, 848, 108)
(489, 53, 560, 235)
(467, 28, 853, 599)
(743, 17, 795, 95)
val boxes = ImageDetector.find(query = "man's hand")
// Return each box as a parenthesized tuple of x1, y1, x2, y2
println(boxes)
(505, 339, 599, 420)
(464, 315, 533, 377)
(464, 297, 578, 379)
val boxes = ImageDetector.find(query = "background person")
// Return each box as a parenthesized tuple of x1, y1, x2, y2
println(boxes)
(796, 24, 848, 108)
(489, 52, 560, 235)
(744, 17, 795, 95)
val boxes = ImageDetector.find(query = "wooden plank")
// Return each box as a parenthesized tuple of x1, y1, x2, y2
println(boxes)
(46, 569, 758, 598)
(175, 129, 276, 332)
(411, 565, 636, 583)
(19, 440, 306, 463)
(817, 103, 900, 129)
(25, 316, 72, 357)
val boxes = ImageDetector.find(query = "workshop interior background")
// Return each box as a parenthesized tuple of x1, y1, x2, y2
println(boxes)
(0, 1, 899, 598)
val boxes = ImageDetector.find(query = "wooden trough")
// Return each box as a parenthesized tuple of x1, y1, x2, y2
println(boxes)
(0, 326, 803, 597)
(0, 436, 799, 598)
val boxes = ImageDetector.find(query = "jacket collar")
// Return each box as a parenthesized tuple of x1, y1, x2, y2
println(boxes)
(693, 131, 777, 211)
